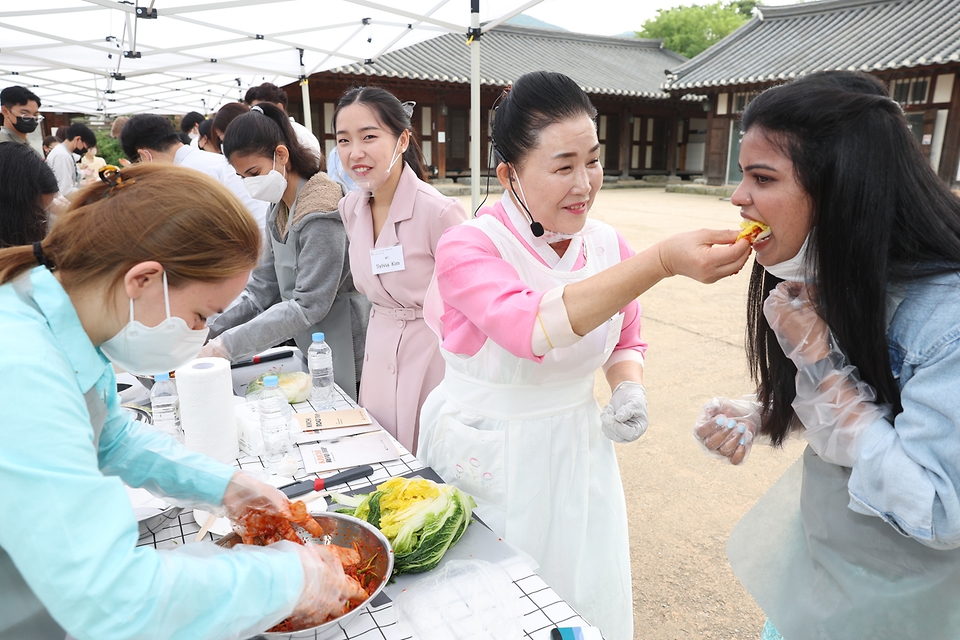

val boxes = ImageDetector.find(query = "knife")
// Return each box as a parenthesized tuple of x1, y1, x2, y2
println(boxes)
(230, 349, 295, 369)
(278, 465, 374, 498)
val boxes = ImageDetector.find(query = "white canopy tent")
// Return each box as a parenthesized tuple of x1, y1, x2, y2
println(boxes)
(1, 0, 544, 207)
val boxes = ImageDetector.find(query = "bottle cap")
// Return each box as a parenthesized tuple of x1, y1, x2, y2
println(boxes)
(263, 375, 279, 388)
(155, 372, 170, 382)
(312, 332, 325, 342)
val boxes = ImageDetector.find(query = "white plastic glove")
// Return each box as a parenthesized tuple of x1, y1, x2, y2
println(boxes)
(763, 282, 890, 467)
(600, 381, 648, 443)
(199, 335, 231, 360)
(693, 396, 762, 465)
(282, 541, 369, 629)
(221, 471, 291, 521)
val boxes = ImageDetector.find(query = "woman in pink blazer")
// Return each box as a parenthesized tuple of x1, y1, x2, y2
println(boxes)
(335, 87, 467, 453)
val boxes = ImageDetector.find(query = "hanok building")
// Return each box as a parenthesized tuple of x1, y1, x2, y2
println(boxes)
(283, 24, 707, 182)
(662, 0, 960, 187)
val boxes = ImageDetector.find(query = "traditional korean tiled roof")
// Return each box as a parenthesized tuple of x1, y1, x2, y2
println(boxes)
(328, 24, 688, 99)
(664, 0, 960, 92)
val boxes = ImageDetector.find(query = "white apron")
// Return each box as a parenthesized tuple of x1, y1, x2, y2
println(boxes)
(418, 214, 633, 640)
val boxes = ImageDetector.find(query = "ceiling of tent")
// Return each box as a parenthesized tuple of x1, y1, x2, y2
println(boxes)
(0, 0, 542, 116)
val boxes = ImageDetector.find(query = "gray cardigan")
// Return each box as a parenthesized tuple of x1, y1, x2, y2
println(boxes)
(210, 172, 370, 373)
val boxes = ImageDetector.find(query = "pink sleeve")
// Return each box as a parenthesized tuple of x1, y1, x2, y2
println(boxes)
(435, 224, 546, 362)
(605, 232, 648, 370)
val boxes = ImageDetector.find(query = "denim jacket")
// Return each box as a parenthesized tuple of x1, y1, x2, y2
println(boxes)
(848, 271, 960, 550)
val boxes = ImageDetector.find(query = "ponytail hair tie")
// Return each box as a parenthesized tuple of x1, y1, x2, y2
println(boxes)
(251, 105, 264, 114)
(33, 241, 54, 270)
(98, 165, 135, 198)
(400, 101, 416, 119)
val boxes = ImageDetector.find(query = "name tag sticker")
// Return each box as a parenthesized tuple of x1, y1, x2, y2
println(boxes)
(370, 245, 405, 275)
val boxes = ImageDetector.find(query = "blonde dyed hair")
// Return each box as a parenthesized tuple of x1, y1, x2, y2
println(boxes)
(0, 163, 261, 291)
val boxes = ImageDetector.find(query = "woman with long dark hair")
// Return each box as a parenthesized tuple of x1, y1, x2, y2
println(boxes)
(694, 71, 960, 638)
(202, 102, 369, 399)
(417, 71, 751, 640)
(333, 87, 467, 452)
(0, 142, 58, 246)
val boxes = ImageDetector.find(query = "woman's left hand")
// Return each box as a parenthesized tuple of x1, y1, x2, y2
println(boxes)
(763, 282, 831, 365)
(658, 229, 752, 284)
(600, 381, 648, 443)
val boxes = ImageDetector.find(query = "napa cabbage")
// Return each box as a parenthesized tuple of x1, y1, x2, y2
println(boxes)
(332, 477, 477, 575)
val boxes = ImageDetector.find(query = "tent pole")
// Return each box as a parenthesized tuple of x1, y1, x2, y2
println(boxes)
(301, 78, 313, 134)
(470, 0, 481, 213)
(299, 48, 314, 134)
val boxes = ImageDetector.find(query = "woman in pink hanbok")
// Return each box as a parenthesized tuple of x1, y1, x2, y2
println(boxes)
(417, 71, 752, 640)
(335, 88, 467, 453)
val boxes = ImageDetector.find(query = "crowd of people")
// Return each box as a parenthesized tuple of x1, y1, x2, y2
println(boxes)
(2, 69, 960, 640)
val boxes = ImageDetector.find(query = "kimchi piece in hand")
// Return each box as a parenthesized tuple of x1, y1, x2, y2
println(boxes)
(736, 219, 772, 244)
(228, 500, 381, 633)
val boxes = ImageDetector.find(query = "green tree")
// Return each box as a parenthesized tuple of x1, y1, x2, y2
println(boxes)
(95, 130, 126, 166)
(637, 0, 756, 59)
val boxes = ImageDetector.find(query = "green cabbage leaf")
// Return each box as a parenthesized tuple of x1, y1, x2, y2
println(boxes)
(331, 477, 476, 575)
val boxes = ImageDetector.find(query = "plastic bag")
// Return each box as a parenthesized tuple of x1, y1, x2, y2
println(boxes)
(394, 560, 523, 640)
(245, 371, 310, 404)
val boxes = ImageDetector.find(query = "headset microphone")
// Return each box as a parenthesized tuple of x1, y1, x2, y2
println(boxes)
(497, 147, 545, 237)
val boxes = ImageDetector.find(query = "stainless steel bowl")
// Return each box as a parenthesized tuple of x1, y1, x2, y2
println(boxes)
(217, 511, 394, 639)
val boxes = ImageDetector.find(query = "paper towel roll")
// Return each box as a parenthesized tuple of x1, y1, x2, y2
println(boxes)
(175, 357, 239, 463)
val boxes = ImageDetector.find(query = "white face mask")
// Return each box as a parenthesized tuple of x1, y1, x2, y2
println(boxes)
(354, 137, 403, 192)
(513, 172, 579, 246)
(99, 272, 210, 376)
(763, 233, 816, 283)
(243, 153, 287, 202)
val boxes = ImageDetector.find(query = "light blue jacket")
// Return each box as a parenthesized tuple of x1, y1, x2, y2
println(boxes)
(0, 266, 303, 640)
(848, 271, 960, 549)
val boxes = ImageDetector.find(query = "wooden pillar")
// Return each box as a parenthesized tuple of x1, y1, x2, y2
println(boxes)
(437, 98, 447, 179)
(666, 113, 679, 176)
(619, 106, 631, 177)
(939, 74, 960, 185)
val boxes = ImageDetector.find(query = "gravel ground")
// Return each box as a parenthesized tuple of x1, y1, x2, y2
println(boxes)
(458, 189, 805, 639)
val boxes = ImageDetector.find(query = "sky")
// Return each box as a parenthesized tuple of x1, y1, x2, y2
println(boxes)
(521, 0, 800, 37)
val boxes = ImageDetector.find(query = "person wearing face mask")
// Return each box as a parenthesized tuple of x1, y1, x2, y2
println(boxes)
(333, 87, 467, 453)
(202, 103, 369, 399)
(197, 118, 219, 154)
(0, 86, 45, 158)
(119, 113, 269, 251)
(692, 72, 960, 640)
(44, 122, 97, 196)
(416, 71, 752, 640)
(0, 163, 368, 640)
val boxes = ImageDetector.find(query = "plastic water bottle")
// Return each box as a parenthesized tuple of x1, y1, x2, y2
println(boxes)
(258, 375, 297, 475)
(151, 373, 183, 444)
(308, 332, 335, 410)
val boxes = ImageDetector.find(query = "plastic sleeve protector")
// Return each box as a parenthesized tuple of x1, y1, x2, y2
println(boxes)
(763, 282, 890, 467)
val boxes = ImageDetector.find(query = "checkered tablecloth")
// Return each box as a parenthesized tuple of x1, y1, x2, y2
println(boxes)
(136, 386, 593, 639)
